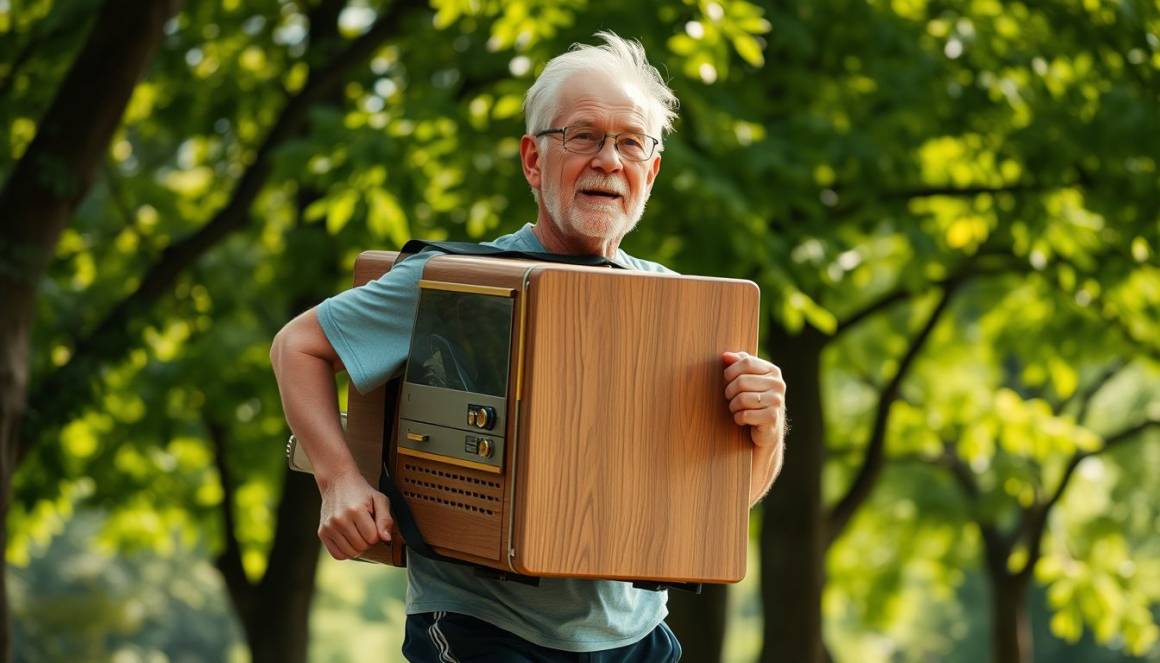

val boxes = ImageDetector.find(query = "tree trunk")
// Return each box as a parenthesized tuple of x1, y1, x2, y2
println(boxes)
(988, 572, 1032, 663)
(216, 192, 340, 656)
(0, 2, 178, 660)
(242, 471, 323, 663)
(228, 186, 338, 662)
(759, 327, 827, 663)
(666, 584, 727, 662)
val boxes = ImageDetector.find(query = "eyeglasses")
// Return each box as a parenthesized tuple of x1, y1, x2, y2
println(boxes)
(535, 126, 660, 162)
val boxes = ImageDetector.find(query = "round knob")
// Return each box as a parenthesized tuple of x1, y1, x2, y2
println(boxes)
(476, 408, 490, 429)
(477, 439, 493, 458)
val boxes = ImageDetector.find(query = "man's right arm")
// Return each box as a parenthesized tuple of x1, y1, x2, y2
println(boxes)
(270, 307, 393, 560)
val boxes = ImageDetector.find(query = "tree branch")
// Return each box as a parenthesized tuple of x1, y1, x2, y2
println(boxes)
(1045, 418, 1160, 519)
(825, 283, 961, 546)
(940, 446, 1014, 577)
(886, 450, 942, 466)
(100, 159, 145, 241)
(1065, 359, 1128, 425)
(832, 287, 913, 338)
(878, 182, 1051, 201)
(833, 252, 1025, 337)
(943, 447, 981, 503)
(21, 0, 429, 459)
(303, 0, 347, 58)
(1015, 418, 1160, 582)
(0, 0, 180, 281)
(829, 181, 1074, 220)
(0, 5, 94, 101)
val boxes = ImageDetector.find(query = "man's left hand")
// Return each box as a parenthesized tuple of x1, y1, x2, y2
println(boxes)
(722, 351, 786, 448)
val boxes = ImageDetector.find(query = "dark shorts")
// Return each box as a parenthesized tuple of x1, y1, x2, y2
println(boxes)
(402, 611, 682, 662)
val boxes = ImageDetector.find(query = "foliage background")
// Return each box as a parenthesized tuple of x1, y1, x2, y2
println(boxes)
(2, 0, 1158, 661)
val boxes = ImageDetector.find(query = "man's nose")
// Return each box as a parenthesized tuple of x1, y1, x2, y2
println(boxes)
(589, 138, 624, 173)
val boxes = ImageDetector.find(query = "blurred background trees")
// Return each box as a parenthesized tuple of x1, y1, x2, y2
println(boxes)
(2, 0, 1157, 661)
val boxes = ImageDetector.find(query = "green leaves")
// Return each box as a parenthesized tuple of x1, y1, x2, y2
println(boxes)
(666, 0, 771, 83)
(781, 286, 838, 335)
(367, 188, 410, 246)
(1040, 485, 1160, 655)
(6, 0, 1159, 659)
(324, 188, 359, 234)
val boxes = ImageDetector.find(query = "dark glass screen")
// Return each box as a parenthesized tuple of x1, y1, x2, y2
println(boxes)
(404, 289, 514, 397)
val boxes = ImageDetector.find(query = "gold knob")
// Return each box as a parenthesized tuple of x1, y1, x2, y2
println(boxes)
(477, 439, 493, 458)
(476, 408, 490, 428)
(406, 432, 429, 443)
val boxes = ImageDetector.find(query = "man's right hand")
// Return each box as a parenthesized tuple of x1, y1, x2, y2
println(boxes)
(317, 470, 394, 560)
(271, 308, 393, 561)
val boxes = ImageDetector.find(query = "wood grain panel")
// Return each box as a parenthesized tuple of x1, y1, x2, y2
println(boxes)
(352, 250, 400, 287)
(514, 268, 757, 582)
(421, 255, 533, 290)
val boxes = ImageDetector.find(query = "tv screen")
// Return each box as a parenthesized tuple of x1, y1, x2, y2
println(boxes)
(405, 288, 514, 398)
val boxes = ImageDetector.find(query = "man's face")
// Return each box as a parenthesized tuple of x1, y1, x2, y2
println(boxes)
(522, 71, 662, 245)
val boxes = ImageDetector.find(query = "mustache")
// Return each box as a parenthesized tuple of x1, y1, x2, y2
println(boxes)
(575, 175, 627, 196)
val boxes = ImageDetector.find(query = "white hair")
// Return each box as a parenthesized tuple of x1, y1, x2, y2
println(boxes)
(523, 31, 679, 142)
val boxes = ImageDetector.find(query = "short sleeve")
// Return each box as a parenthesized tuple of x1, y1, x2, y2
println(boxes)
(615, 251, 677, 274)
(316, 254, 433, 394)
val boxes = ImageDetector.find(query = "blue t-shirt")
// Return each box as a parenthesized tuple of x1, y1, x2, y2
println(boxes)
(317, 224, 675, 652)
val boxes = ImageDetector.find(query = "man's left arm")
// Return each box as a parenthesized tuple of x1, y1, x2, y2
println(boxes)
(722, 351, 787, 506)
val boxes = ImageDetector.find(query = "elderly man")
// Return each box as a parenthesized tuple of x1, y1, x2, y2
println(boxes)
(270, 32, 786, 662)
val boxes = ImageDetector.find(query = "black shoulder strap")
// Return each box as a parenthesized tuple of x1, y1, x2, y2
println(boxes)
(400, 239, 628, 270)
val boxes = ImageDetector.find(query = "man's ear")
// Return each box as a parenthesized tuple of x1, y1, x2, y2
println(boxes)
(645, 153, 662, 189)
(520, 135, 542, 190)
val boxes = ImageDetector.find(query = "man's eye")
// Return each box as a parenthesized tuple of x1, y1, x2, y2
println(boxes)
(570, 130, 599, 142)
(620, 136, 645, 149)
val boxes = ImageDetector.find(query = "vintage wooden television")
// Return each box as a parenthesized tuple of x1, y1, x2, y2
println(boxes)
(291, 248, 760, 585)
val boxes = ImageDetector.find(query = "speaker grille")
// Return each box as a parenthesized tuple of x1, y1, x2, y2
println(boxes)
(401, 489, 497, 516)
(404, 463, 501, 490)
(395, 457, 505, 560)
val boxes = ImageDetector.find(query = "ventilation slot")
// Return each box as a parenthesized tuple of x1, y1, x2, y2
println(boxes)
(402, 490, 496, 516)
(403, 477, 500, 504)
(403, 463, 500, 489)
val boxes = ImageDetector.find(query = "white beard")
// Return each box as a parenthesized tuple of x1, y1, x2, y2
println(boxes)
(542, 176, 648, 243)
